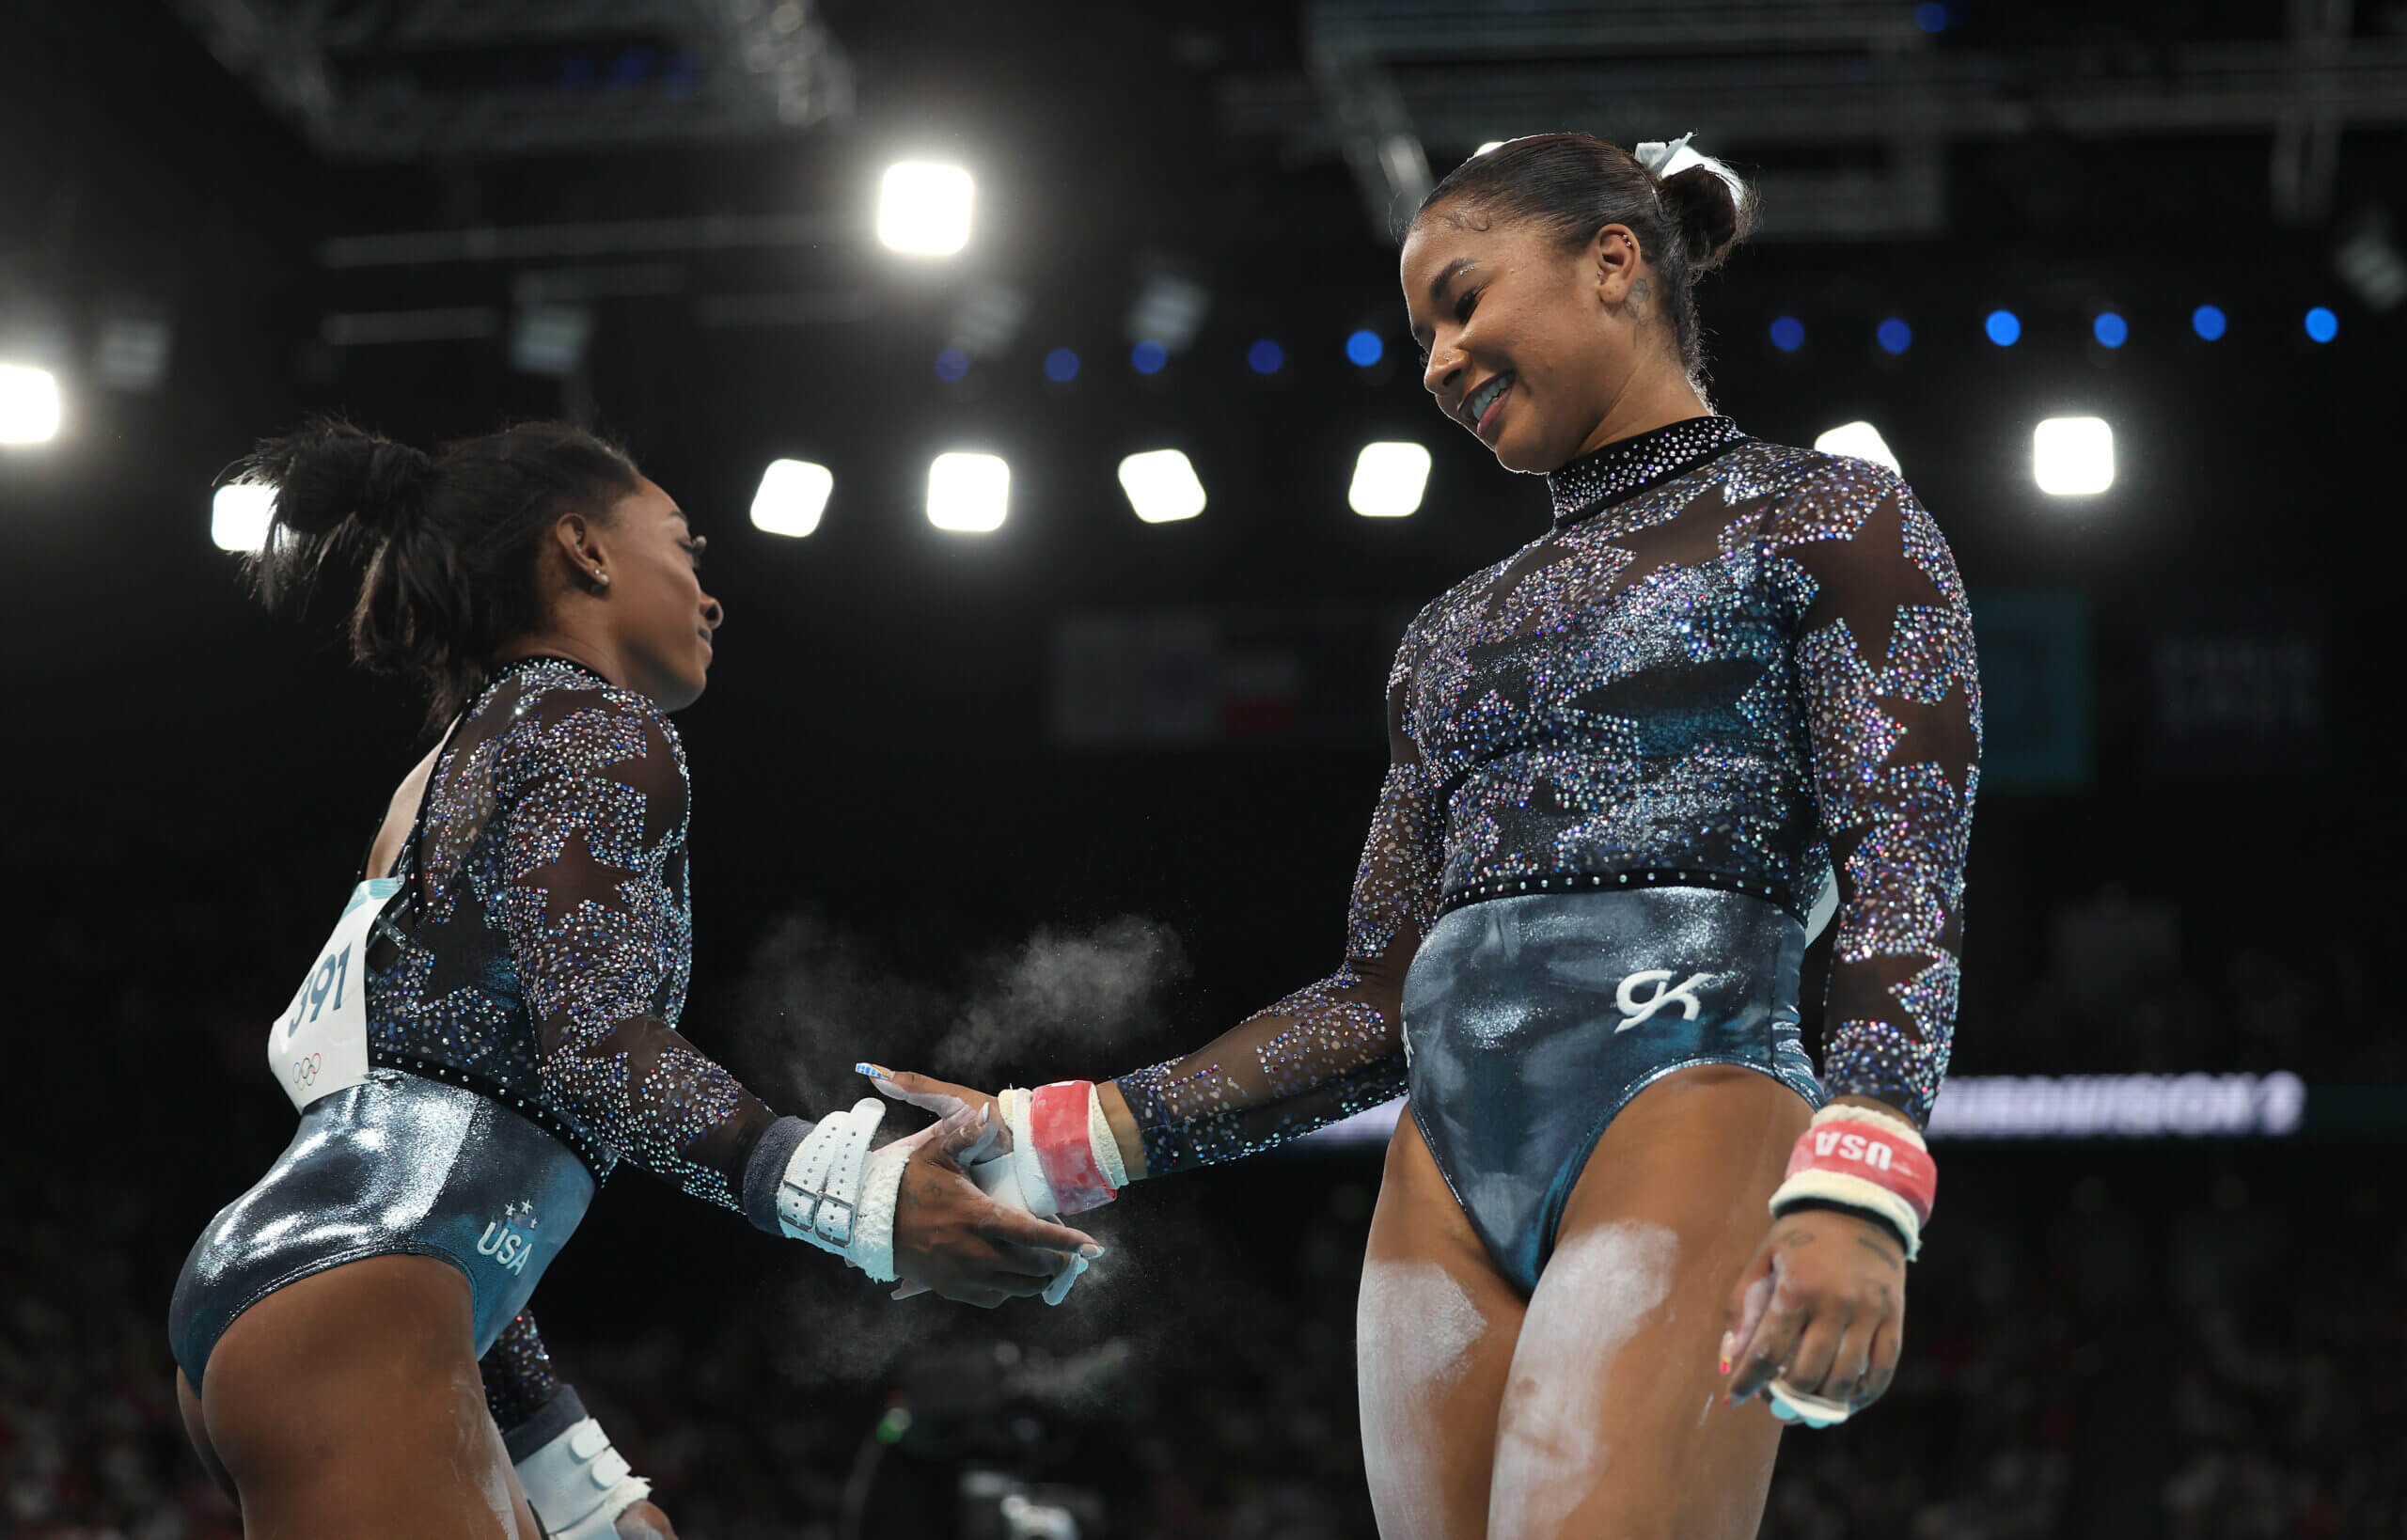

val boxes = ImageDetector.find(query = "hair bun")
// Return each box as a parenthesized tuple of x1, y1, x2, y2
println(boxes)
(233, 419, 429, 539)
(363, 442, 433, 523)
(1657, 163, 1751, 274)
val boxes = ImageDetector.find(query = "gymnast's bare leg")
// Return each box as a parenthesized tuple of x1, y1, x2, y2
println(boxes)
(1359, 1066, 1808, 1540)
(182, 1255, 542, 1539)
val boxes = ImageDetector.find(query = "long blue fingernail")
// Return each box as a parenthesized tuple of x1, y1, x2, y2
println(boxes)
(1079, 1244, 1106, 1259)
(856, 1062, 887, 1079)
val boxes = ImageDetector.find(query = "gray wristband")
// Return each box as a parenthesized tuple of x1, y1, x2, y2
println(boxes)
(742, 1115, 815, 1234)
(501, 1383, 589, 1465)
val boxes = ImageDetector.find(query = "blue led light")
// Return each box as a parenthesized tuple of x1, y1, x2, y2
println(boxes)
(1914, 2, 1951, 32)
(1345, 329, 1384, 367)
(1043, 348, 1079, 383)
(1984, 309, 2022, 346)
(1769, 315, 1806, 353)
(608, 47, 653, 86)
(1130, 339, 1169, 374)
(2191, 305, 2227, 341)
(2305, 306, 2338, 343)
(1248, 338, 1285, 375)
(2092, 312, 2129, 349)
(1876, 317, 1912, 355)
(934, 348, 969, 382)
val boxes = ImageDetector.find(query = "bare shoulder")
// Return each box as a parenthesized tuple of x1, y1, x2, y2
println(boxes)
(367, 744, 445, 881)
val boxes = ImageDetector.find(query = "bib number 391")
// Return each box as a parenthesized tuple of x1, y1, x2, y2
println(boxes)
(270, 879, 401, 1113)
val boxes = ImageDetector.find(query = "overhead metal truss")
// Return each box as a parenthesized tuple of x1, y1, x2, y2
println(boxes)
(1236, 0, 2407, 240)
(174, 0, 852, 160)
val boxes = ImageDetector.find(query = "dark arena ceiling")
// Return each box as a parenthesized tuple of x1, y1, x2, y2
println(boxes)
(3, 0, 2400, 956)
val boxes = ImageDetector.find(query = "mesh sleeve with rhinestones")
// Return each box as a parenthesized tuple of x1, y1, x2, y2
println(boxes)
(489, 682, 777, 1204)
(1111, 641, 1439, 1176)
(370, 659, 778, 1210)
(480, 1311, 562, 1433)
(1766, 463, 1981, 1125)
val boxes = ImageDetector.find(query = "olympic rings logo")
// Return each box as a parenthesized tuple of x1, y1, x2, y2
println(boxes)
(292, 1053, 323, 1087)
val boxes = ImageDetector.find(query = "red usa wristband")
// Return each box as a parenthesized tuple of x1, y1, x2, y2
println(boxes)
(1030, 1081, 1117, 1216)
(1770, 1107, 1936, 1258)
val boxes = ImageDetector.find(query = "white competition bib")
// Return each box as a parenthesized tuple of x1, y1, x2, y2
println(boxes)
(270, 878, 402, 1112)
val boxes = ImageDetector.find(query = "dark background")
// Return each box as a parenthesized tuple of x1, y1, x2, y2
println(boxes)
(3, 1, 2402, 1535)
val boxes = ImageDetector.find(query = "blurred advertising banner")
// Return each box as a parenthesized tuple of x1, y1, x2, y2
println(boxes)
(1049, 605, 1407, 747)
(2141, 628, 2331, 781)
(1967, 589, 2090, 793)
(1298, 1076, 2407, 1145)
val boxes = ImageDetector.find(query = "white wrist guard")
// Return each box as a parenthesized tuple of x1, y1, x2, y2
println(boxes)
(969, 1085, 1113, 1306)
(775, 1096, 914, 1283)
(976, 1083, 1125, 1218)
(513, 1407, 651, 1540)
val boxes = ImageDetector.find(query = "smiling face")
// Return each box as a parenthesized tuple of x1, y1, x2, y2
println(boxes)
(1401, 204, 1663, 474)
(592, 478, 721, 710)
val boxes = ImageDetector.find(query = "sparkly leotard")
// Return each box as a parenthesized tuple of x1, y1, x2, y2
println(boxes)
(172, 657, 791, 1422)
(1116, 418, 1980, 1269)
(364, 656, 776, 1200)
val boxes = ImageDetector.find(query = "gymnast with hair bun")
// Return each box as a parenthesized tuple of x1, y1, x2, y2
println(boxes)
(869, 133, 1979, 1537)
(167, 420, 1103, 1538)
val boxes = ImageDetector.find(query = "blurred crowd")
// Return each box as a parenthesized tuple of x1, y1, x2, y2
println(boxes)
(5, 1147, 2399, 1539)
(1966, 894, 2403, 1084)
(8, 809, 2399, 1535)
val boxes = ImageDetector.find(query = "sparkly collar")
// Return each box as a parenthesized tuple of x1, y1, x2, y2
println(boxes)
(490, 652, 613, 688)
(1547, 416, 1750, 528)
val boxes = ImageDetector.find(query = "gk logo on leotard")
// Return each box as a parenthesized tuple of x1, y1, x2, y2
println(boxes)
(1615, 969, 1711, 1029)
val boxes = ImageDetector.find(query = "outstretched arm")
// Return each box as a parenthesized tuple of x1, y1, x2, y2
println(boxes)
(494, 684, 1098, 1298)
(870, 633, 1446, 1186)
(1107, 646, 1444, 1180)
(491, 684, 777, 1209)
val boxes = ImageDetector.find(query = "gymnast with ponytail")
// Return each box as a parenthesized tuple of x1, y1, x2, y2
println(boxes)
(167, 420, 1104, 1538)
(874, 134, 1979, 1536)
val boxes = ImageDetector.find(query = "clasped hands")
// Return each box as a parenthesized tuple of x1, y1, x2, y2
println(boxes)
(866, 1065, 1109, 1308)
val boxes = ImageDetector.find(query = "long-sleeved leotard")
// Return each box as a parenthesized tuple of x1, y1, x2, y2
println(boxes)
(480, 1312, 562, 1431)
(367, 655, 788, 1418)
(1116, 416, 1980, 1173)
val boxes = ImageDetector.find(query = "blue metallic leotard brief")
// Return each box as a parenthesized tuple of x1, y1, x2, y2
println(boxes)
(170, 1068, 593, 1391)
(1403, 887, 1823, 1294)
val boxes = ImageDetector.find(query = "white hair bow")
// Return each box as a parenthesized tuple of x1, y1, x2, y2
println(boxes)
(1634, 133, 1702, 179)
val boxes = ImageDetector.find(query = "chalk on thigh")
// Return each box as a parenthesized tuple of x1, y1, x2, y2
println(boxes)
(1486, 1218, 1684, 1537)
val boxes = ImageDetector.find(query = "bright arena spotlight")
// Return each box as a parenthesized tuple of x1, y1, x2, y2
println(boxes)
(2032, 416, 2115, 496)
(1348, 441, 1431, 517)
(875, 162, 973, 256)
(0, 363, 62, 444)
(211, 483, 275, 552)
(1813, 421, 1902, 475)
(750, 459, 833, 538)
(926, 451, 1010, 532)
(1116, 449, 1206, 524)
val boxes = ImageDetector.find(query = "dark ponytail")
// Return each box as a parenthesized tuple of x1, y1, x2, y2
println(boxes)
(1415, 133, 1756, 390)
(236, 418, 642, 726)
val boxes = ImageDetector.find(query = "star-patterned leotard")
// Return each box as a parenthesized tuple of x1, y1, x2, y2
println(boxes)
(1116, 417, 1980, 1186)
(173, 655, 794, 1424)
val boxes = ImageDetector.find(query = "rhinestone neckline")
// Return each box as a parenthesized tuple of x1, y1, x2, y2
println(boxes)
(1547, 416, 1750, 527)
